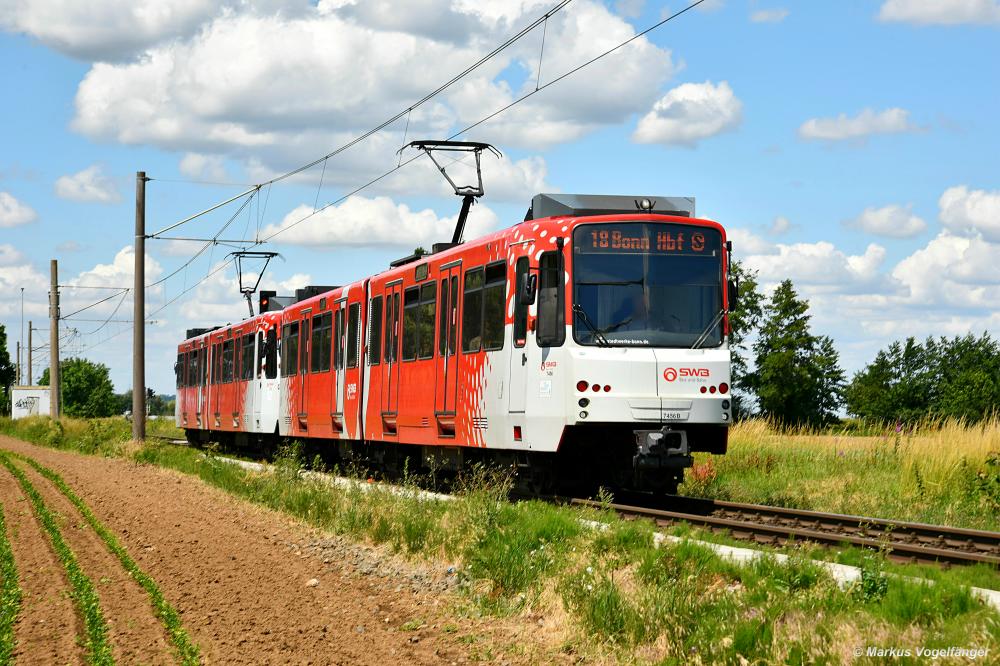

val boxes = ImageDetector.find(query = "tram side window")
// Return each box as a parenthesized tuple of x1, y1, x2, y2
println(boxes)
(299, 318, 310, 375)
(265, 329, 277, 379)
(312, 312, 332, 373)
(449, 276, 458, 354)
(384, 293, 399, 363)
(418, 283, 436, 360)
(176, 353, 184, 388)
(369, 296, 383, 365)
(281, 323, 300, 376)
(213, 343, 223, 384)
(513, 257, 529, 347)
(438, 279, 449, 357)
(200, 348, 208, 386)
(241, 334, 255, 380)
(188, 350, 198, 387)
(222, 339, 234, 382)
(347, 303, 361, 368)
(537, 251, 565, 347)
(482, 262, 505, 351)
(333, 308, 344, 370)
(402, 287, 420, 361)
(462, 268, 484, 352)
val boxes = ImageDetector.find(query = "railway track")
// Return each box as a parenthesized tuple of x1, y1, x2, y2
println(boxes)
(571, 497, 1000, 567)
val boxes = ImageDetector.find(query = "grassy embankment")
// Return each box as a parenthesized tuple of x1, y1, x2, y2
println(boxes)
(681, 418, 1000, 532)
(0, 415, 998, 663)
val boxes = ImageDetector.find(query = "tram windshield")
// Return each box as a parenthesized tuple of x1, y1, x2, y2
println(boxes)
(572, 222, 724, 348)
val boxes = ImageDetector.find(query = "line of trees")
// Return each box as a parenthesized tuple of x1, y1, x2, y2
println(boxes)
(730, 263, 999, 426)
(38, 358, 174, 418)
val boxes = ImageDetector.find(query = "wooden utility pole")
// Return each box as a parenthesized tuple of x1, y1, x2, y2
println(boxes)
(27, 322, 32, 386)
(133, 171, 147, 441)
(49, 260, 60, 418)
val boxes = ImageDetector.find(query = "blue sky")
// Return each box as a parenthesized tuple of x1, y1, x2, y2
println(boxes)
(1, 0, 998, 395)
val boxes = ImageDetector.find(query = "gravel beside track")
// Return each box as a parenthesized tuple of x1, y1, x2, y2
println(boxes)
(0, 468, 82, 663)
(0, 435, 562, 665)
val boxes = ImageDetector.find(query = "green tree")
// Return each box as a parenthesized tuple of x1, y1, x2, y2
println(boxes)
(0, 326, 15, 415)
(844, 338, 936, 422)
(749, 280, 844, 426)
(811, 335, 846, 425)
(39, 358, 117, 418)
(727, 261, 764, 417)
(846, 334, 1000, 423)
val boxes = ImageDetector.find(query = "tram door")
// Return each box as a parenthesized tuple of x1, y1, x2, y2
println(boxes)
(198, 342, 208, 427)
(331, 299, 346, 425)
(297, 310, 311, 423)
(381, 281, 402, 426)
(508, 256, 530, 413)
(435, 263, 461, 419)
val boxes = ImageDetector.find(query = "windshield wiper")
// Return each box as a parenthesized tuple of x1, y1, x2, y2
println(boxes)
(573, 304, 610, 347)
(691, 309, 726, 350)
(600, 316, 632, 334)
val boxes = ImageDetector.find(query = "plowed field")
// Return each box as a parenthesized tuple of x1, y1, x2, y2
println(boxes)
(0, 435, 560, 665)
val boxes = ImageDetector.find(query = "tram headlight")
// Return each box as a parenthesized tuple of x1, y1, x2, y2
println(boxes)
(578, 398, 590, 408)
(722, 400, 730, 410)
(579, 411, 589, 419)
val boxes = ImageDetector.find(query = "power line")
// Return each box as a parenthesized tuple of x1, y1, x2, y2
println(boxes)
(59, 289, 129, 320)
(76, 0, 704, 357)
(253, 0, 708, 248)
(144, 0, 574, 239)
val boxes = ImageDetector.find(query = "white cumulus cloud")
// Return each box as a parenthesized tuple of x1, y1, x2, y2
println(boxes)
(750, 8, 788, 22)
(69, 0, 675, 178)
(0, 0, 222, 61)
(632, 81, 742, 147)
(260, 195, 499, 249)
(798, 108, 919, 142)
(0, 192, 37, 227)
(179, 153, 229, 182)
(847, 204, 927, 238)
(55, 164, 121, 203)
(938, 185, 1000, 241)
(878, 0, 1000, 25)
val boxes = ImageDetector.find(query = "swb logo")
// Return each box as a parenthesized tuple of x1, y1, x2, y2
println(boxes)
(663, 367, 710, 381)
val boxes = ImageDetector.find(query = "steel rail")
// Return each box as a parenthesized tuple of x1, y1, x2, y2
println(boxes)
(571, 498, 1000, 567)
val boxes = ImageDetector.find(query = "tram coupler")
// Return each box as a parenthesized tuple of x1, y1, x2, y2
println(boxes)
(633, 428, 693, 470)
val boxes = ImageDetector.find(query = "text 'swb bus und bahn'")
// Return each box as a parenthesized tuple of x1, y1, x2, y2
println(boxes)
(174, 188, 739, 495)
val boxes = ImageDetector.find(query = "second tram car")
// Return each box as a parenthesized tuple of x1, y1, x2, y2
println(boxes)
(175, 193, 737, 494)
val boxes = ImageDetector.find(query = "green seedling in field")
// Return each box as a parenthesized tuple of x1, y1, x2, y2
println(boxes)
(0, 504, 22, 664)
(0, 453, 113, 665)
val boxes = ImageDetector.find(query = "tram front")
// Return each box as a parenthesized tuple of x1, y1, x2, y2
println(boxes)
(565, 215, 734, 494)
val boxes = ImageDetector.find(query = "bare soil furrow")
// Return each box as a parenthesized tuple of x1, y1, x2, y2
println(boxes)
(12, 458, 174, 664)
(0, 469, 83, 663)
(0, 436, 555, 665)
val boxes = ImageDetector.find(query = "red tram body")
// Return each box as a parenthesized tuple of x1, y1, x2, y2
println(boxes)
(176, 194, 735, 493)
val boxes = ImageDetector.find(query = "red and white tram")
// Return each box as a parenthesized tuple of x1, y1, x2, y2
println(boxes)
(175, 193, 736, 494)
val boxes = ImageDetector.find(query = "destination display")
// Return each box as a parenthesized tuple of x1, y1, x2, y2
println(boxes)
(576, 223, 721, 255)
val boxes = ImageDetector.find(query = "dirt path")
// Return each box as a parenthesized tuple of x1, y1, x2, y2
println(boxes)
(0, 470, 83, 663)
(0, 436, 564, 665)
(11, 458, 175, 664)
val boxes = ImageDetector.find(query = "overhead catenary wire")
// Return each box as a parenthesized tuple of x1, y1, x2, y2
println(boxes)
(252, 0, 709, 247)
(144, 0, 575, 239)
(77, 0, 704, 356)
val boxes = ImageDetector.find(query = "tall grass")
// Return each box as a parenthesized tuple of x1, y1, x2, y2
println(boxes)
(682, 417, 1000, 530)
